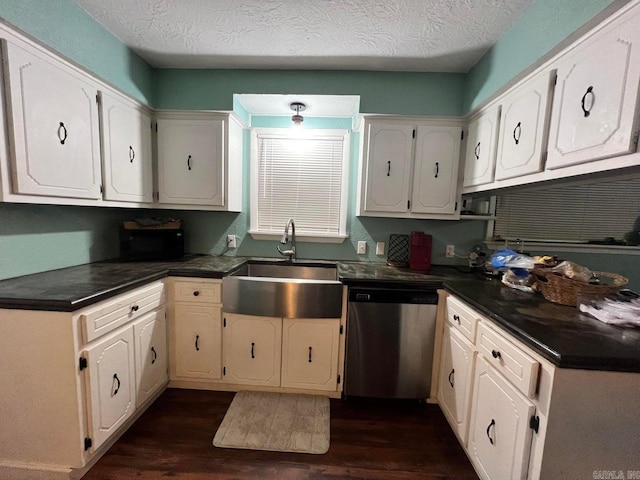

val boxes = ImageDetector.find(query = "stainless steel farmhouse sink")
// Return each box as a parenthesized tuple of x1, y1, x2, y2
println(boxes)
(222, 261, 343, 318)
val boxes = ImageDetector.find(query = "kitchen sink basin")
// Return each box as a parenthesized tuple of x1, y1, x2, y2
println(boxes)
(222, 261, 343, 318)
(230, 261, 338, 281)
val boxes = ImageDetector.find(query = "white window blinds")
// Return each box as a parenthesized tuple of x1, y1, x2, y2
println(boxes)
(493, 175, 640, 244)
(252, 130, 349, 237)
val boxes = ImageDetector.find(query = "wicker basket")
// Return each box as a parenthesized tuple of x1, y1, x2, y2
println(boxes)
(532, 269, 628, 306)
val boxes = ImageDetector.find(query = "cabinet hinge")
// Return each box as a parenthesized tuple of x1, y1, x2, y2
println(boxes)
(455, 201, 458, 211)
(100, 185, 103, 194)
(95, 94, 99, 104)
(337, 374, 341, 384)
(223, 367, 226, 376)
(339, 325, 344, 334)
(84, 437, 92, 451)
(412, 129, 416, 139)
(407, 200, 411, 210)
(633, 130, 639, 147)
(553, 74, 558, 86)
(155, 123, 158, 132)
(79, 356, 88, 371)
(529, 415, 540, 434)
(223, 317, 226, 327)
(461, 130, 464, 140)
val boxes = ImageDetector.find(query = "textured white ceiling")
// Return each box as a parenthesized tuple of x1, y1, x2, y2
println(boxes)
(74, 0, 534, 72)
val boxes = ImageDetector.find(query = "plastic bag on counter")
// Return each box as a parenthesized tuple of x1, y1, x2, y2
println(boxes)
(491, 249, 536, 270)
(579, 291, 640, 326)
(501, 268, 535, 293)
(549, 260, 593, 283)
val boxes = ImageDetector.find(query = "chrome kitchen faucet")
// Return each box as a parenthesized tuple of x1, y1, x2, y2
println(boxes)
(277, 218, 296, 261)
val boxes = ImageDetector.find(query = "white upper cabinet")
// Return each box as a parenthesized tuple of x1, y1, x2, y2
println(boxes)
(155, 111, 243, 210)
(495, 70, 555, 180)
(99, 90, 153, 203)
(463, 106, 500, 188)
(361, 121, 414, 213)
(412, 125, 461, 214)
(2, 39, 102, 199)
(358, 117, 462, 219)
(546, 5, 640, 169)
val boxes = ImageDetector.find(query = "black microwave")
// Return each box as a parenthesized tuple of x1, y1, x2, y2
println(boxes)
(120, 228, 185, 261)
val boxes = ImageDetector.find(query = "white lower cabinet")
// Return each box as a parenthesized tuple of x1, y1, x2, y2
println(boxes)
(437, 323, 476, 445)
(281, 318, 341, 391)
(173, 304, 223, 380)
(438, 292, 640, 479)
(83, 325, 137, 452)
(133, 309, 168, 407)
(170, 278, 223, 381)
(223, 314, 282, 387)
(468, 356, 535, 480)
(0, 281, 167, 479)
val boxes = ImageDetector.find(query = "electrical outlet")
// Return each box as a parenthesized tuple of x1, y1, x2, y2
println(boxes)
(445, 244, 455, 258)
(357, 241, 367, 255)
(376, 242, 385, 256)
(227, 235, 237, 248)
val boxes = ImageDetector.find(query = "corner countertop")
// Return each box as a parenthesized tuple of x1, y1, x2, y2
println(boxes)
(443, 277, 640, 372)
(1, 255, 639, 373)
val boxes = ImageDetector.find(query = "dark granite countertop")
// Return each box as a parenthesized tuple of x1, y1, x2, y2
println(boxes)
(444, 277, 640, 372)
(0, 255, 247, 311)
(1, 255, 639, 373)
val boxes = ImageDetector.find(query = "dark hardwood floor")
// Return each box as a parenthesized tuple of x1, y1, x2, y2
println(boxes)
(84, 388, 478, 479)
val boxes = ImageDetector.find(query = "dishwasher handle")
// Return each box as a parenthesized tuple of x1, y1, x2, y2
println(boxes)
(355, 293, 371, 301)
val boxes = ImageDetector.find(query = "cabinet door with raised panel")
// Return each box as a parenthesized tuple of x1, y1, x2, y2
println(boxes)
(133, 309, 167, 407)
(362, 122, 414, 213)
(463, 106, 500, 188)
(546, 7, 640, 169)
(223, 313, 282, 387)
(173, 304, 222, 380)
(99, 91, 153, 202)
(2, 40, 102, 199)
(157, 117, 224, 205)
(83, 326, 136, 452)
(438, 324, 476, 446)
(468, 356, 535, 480)
(411, 125, 461, 214)
(281, 318, 340, 392)
(495, 70, 555, 180)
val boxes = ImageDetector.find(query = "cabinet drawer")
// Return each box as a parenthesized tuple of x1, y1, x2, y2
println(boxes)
(476, 321, 539, 398)
(174, 280, 221, 304)
(446, 295, 480, 343)
(81, 281, 165, 343)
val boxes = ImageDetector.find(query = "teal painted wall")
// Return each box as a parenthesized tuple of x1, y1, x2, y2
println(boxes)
(0, 0, 154, 104)
(168, 122, 487, 268)
(154, 69, 466, 116)
(0, 0, 637, 291)
(464, 0, 617, 111)
(0, 204, 156, 280)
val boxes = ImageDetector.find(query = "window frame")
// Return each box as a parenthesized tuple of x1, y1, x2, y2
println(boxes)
(248, 127, 350, 243)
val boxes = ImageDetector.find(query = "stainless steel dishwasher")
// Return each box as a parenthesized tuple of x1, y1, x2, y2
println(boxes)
(344, 286, 438, 399)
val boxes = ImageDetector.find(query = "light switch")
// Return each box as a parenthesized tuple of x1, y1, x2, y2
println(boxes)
(357, 241, 367, 254)
(376, 242, 385, 256)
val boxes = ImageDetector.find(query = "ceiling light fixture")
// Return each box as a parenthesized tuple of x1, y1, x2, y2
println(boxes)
(290, 102, 306, 127)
